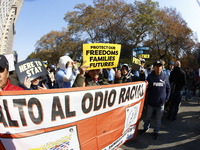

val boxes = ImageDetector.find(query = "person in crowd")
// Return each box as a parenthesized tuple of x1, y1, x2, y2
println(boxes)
(165, 61, 174, 77)
(167, 61, 186, 121)
(140, 60, 170, 140)
(185, 69, 194, 101)
(115, 64, 140, 83)
(46, 65, 57, 89)
(73, 61, 110, 87)
(164, 61, 175, 112)
(21, 76, 48, 90)
(56, 55, 79, 88)
(0, 55, 24, 91)
(72, 61, 123, 87)
(146, 64, 153, 75)
(8, 60, 20, 86)
(138, 59, 148, 81)
(102, 68, 108, 80)
(106, 68, 115, 84)
(193, 71, 199, 96)
(160, 59, 167, 75)
(9, 70, 20, 86)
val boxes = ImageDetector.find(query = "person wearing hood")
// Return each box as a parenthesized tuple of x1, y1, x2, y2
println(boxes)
(115, 64, 139, 83)
(56, 55, 79, 88)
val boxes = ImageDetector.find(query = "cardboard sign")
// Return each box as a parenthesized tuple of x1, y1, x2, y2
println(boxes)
(15, 58, 48, 84)
(132, 63, 140, 71)
(0, 81, 147, 150)
(83, 43, 121, 70)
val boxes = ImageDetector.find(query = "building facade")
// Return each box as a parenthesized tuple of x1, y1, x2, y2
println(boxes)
(0, 0, 24, 55)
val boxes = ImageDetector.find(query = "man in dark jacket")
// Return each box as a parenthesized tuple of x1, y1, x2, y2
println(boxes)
(167, 61, 186, 121)
(140, 60, 170, 140)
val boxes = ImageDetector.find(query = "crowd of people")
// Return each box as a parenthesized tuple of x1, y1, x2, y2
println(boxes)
(1, 54, 200, 140)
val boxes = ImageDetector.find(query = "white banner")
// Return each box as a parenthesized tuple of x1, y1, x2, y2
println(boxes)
(0, 81, 147, 150)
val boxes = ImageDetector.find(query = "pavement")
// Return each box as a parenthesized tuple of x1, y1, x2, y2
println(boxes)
(119, 94, 200, 150)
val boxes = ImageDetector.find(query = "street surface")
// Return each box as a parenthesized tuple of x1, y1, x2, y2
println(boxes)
(119, 95, 200, 150)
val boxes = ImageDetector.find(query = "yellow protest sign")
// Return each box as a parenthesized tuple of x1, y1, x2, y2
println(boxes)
(132, 57, 141, 65)
(138, 54, 150, 59)
(83, 43, 121, 70)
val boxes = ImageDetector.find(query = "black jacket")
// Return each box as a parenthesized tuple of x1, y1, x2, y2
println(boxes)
(169, 67, 187, 91)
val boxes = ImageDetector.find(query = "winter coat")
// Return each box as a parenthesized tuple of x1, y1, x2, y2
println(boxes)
(56, 56, 79, 88)
(73, 74, 110, 87)
(169, 67, 187, 91)
(2, 79, 24, 91)
(146, 70, 170, 107)
(114, 64, 139, 84)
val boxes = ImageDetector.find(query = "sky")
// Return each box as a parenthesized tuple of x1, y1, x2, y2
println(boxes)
(13, 0, 200, 61)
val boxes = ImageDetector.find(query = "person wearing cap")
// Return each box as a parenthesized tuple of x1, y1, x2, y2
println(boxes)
(138, 59, 148, 81)
(56, 55, 79, 88)
(0, 55, 24, 91)
(167, 61, 186, 121)
(140, 60, 170, 140)
(165, 61, 174, 77)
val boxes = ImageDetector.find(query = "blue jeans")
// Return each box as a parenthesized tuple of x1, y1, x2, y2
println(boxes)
(185, 89, 192, 100)
(144, 104, 164, 133)
(167, 91, 183, 120)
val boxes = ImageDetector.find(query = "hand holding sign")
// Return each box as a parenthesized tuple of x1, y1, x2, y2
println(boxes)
(72, 61, 78, 70)
(79, 61, 89, 76)
(23, 76, 31, 89)
(15, 58, 48, 84)
(115, 68, 121, 78)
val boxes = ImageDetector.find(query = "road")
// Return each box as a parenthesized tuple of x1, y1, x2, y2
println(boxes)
(119, 95, 200, 150)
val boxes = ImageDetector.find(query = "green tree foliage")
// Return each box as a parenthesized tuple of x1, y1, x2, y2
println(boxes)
(32, 30, 83, 64)
(30, 0, 197, 67)
(64, 0, 133, 44)
(144, 7, 195, 63)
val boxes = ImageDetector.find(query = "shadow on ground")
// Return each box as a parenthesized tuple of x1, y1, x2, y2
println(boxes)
(120, 96, 200, 150)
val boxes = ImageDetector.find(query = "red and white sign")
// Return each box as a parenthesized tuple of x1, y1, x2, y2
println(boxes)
(0, 81, 147, 150)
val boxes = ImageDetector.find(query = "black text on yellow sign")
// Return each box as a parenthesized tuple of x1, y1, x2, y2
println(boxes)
(132, 57, 141, 65)
(83, 43, 121, 70)
(138, 54, 150, 59)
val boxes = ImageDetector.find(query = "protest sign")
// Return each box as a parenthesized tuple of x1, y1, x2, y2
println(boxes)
(83, 43, 121, 70)
(0, 81, 147, 150)
(15, 59, 48, 84)
(5, 54, 15, 72)
(138, 54, 150, 59)
(131, 63, 140, 71)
